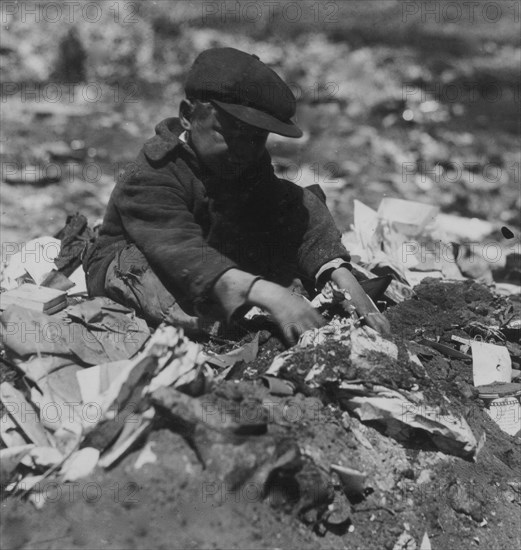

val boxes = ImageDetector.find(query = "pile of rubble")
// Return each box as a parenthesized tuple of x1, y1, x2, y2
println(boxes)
(1, 202, 520, 548)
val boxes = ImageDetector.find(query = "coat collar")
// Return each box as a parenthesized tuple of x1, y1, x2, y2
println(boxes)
(143, 117, 189, 162)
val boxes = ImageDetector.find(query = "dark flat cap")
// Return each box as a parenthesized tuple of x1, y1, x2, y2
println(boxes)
(185, 47, 302, 138)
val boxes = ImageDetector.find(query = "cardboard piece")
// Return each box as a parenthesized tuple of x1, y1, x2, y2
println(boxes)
(0, 284, 67, 314)
(471, 341, 512, 386)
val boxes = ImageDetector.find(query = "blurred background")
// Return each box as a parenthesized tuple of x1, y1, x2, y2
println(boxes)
(1, 0, 520, 248)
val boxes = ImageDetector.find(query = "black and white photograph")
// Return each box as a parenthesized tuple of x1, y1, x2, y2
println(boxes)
(0, 1, 520, 548)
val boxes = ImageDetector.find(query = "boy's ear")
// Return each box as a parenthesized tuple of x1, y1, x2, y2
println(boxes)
(179, 99, 194, 130)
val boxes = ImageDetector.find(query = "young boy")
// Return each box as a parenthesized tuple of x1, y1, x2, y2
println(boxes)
(83, 47, 390, 345)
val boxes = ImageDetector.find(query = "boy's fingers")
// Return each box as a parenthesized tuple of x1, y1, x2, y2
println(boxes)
(365, 314, 392, 337)
(280, 310, 325, 346)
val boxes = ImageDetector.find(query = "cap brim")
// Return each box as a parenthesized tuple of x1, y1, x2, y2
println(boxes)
(212, 100, 303, 138)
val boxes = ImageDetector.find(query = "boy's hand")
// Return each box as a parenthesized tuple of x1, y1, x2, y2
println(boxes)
(330, 267, 392, 338)
(248, 279, 325, 346)
(361, 312, 392, 338)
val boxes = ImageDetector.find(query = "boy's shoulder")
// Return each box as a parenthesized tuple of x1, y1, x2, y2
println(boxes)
(141, 117, 186, 164)
(118, 118, 198, 186)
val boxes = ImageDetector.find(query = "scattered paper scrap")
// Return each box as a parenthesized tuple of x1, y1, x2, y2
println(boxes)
(420, 531, 432, 550)
(331, 464, 367, 497)
(61, 447, 100, 481)
(471, 341, 512, 386)
(0, 382, 50, 447)
(0, 445, 35, 485)
(134, 441, 157, 469)
(203, 333, 259, 369)
(337, 383, 478, 459)
(0, 236, 60, 289)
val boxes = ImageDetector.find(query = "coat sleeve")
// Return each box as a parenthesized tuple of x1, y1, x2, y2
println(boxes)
(112, 164, 238, 309)
(281, 182, 351, 281)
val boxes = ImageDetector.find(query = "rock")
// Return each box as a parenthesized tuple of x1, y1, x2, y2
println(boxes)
(447, 481, 484, 522)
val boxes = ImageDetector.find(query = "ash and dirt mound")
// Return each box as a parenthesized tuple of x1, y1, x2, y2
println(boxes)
(388, 279, 501, 340)
(2, 280, 520, 550)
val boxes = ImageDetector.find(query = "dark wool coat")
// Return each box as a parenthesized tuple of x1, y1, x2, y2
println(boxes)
(84, 118, 350, 315)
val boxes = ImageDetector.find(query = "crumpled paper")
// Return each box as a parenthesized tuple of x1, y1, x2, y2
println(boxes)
(266, 322, 479, 459)
(335, 381, 478, 459)
(1, 297, 149, 364)
(0, 325, 208, 500)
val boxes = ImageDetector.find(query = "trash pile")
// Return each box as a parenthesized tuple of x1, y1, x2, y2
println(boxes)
(342, 197, 519, 299)
(1, 202, 520, 548)
(337, 197, 521, 438)
(266, 321, 480, 459)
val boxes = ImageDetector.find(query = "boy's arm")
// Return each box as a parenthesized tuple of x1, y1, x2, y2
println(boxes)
(212, 268, 324, 345)
(329, 266, 392, 337)
(280, 184, 391, 337)
(113, 167, 239, 311)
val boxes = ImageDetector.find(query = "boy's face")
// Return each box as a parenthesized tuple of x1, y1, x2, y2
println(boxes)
(186, 103, 269, 179)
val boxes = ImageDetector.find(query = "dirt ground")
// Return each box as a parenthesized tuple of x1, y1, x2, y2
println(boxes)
(1, 279, 520, 550)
